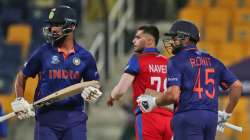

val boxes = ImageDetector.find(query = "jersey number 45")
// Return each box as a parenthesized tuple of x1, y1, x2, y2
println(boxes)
(193, 68, 215, 99)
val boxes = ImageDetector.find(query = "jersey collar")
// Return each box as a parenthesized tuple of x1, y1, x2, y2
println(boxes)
(183, 44, 198, 52)
(57, 47, 75, 53)
(49, 40, 80, 52)
(142, 48, 160, 53)
(55, 41, 81, 59)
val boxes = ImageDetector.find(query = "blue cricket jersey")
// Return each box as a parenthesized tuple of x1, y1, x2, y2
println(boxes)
(23, 42, 99, 126)
(0, 105, 7, 138)
(167, 45, 238, 114)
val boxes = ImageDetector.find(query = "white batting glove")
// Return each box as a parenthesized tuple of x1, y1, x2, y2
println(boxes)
(136, 95, 157, 113)
(217, 110, 232, 133)
(81, 86, 103, 103)
(11, 97, 35, 120)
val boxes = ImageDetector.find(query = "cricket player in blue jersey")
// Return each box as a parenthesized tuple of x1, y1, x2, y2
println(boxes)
(0, 105, 7, 140)
(10, 5, 102, 140)
(137, 20, 242, 140)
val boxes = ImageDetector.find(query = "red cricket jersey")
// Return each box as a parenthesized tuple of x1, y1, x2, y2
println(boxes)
(125, 48, 173, 116)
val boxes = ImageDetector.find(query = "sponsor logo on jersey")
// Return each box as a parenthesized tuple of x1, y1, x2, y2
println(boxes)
(73, 57, 81, 66)
(51, 55, 60, 64)
(168, 77, 178, 81)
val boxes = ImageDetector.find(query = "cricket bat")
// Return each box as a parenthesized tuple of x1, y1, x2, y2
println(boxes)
(0, 80, 99, 122)
(225, 122, 243, 132)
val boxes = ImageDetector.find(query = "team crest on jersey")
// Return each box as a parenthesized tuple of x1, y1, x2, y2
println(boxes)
(51, 55, 60, 64)
(73, 57, 81, 66)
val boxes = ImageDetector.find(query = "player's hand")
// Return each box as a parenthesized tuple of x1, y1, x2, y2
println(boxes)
(81, 86, 103, 103)
(11, 97, 35, 120)
(217, 110, 232, 133)
(89, 80, 101, 89)
(136, 95, 156, 113)
(107, 96, 115, 107)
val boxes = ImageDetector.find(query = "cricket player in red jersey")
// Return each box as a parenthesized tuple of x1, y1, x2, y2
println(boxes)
(107, 25, 173, 140)
(10, 5, 102, 140)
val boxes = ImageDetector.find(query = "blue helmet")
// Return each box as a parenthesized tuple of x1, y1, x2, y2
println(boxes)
(164, 20, 200, 42)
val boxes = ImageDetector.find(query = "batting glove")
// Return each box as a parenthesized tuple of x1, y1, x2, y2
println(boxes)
(136, 95, 157, 113)
(11, 97, 35, 120)
(81, 86, 103, 103)
(217, 110, 232, 133)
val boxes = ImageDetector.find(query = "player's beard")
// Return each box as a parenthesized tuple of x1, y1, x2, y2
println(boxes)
(170, 40, 184, 55)
(53, 36, 67, 47)
(172, 45, 184, 55)
(51, 33, 67, 47)
(133, 45, 144, 53)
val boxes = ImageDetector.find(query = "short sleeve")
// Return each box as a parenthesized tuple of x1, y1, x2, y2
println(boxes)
(167, 58, 182, 87)
(82, 54, 100, 81)
(219, 63, 238, 90)
(22, 47, 42, 77)
(124, 54, 140, 75)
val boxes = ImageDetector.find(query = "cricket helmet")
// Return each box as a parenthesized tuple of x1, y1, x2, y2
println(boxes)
(163, 20, 200, 55)
(43, 5, 77, 45)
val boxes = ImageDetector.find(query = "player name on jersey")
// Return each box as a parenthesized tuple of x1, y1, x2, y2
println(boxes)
(148, 64, 167, 73)
(189, 57, 212, 68)
(49, 69, 80, 79)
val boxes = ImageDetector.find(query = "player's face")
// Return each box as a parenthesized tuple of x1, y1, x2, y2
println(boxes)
(163, 35, 184, 55)
(50, 24, 64, 38)
(132, 30, 146, 53)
